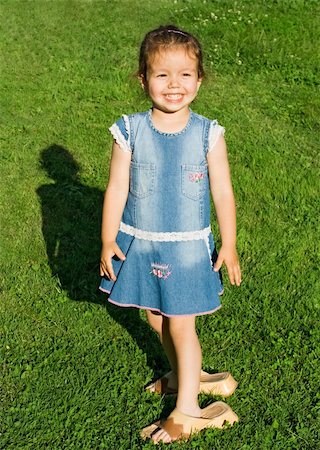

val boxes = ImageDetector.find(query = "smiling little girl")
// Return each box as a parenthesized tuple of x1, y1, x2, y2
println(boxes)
(100, 24, 241, 444)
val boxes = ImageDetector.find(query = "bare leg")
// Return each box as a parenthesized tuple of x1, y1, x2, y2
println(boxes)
(146, 310, 163, 336)
(152, 315, 202, 444)
(146, 311, 178, 388)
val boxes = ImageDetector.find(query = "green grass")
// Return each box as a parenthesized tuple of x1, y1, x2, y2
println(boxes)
(1, 0, 319, 448)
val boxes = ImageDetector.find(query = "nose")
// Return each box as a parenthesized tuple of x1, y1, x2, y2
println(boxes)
(168, 75, 179, 88)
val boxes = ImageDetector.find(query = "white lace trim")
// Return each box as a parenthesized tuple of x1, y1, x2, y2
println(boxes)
(122, 114, 131, 149)
(208, 122, 225, 153)
(120, 222, 213, 268)
(205, 234, 213, 267)
(109, 123, 131, 153)
(120, 222, 211, 242)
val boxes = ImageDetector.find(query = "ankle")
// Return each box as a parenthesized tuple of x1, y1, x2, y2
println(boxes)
(176, 404, 201, 418)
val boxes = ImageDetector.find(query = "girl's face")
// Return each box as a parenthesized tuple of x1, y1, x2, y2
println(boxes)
(143, 47, 202, 115)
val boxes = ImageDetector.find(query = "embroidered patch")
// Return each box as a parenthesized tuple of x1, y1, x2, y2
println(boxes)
(189, 172, 204, 183)
(150, 263, 172, 280)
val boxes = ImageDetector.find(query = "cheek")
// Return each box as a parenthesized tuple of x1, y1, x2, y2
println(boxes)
(187, 81, 200, 94)
(147, 86, 158, 99)
(147, 81, 160, 95)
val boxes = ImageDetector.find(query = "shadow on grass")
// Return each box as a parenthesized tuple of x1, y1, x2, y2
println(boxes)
(37, 144, 166, 372)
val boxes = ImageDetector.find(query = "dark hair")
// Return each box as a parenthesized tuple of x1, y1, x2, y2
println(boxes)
(138, 25, 204, 81)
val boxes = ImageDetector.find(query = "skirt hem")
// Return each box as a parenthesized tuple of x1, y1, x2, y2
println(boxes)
(107, 296, 222, 318)
(99, 286, 111, 294)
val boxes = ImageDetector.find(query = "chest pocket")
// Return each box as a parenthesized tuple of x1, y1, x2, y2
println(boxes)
(181, 164, 208, 200)
(130, 161, 155, 198)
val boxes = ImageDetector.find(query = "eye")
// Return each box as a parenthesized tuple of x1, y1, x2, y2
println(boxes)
(183, 73, 192, 77)
(156, 73, 167, 78)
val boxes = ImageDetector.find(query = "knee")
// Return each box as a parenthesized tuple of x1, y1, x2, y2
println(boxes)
(167, 316, 196, 340)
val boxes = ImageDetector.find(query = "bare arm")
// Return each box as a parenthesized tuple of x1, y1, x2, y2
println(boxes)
(100, 141, 131, 280)
(207, 135, 241, 286)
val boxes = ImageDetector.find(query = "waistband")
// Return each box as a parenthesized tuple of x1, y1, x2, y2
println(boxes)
(120, 222, 211, 242)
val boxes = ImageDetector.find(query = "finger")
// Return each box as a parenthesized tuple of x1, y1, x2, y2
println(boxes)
(100, 258, 116, 281)
(114, 244, 126, 261)
(227, 266, 235, 285)
(106, 261, 116, 281)
(100, 261, 105, 277)
(100, 261, 110, 278)
(234, 266, 242, 286)
(213, 255, 223, 272)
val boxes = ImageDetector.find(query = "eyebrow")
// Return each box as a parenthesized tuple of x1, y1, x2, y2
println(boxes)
(150, 66, 197, 72)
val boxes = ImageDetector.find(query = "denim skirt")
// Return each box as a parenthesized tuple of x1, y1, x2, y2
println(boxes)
(99, 227, 223, 317)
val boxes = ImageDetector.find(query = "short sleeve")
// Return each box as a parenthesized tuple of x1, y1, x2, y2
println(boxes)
(109, 114, 132, 153)
(207, 120, 225, 153)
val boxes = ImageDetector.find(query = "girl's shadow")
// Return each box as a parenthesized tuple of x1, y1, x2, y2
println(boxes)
(37, 144, 166, 372)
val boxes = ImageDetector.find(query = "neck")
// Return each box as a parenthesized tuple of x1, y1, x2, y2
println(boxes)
(151, 107, 190, 133)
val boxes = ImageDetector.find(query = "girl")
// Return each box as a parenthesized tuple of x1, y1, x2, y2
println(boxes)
(100, 25, 241, 444)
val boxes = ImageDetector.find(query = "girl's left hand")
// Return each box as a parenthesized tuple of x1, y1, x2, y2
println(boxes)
(214, 246, 242, 286)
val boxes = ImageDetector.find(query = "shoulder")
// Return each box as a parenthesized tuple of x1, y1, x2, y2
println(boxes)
(111, 110, 148, 125)
(191, 111, 222, 128)
(125, 111, 149, 131)
(191, 111, 225, 154)
(208, 120, 225, 154)
(109, 111, 149, 153)
(191, 111, 211, 126)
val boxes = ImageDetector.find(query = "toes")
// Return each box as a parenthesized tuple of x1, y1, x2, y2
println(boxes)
(151, 429, 172, 444)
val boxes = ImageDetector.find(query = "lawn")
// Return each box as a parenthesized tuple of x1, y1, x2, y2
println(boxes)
(1, 0, 319, 448)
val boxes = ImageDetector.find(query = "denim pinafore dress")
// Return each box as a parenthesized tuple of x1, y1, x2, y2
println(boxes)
(100, 109, 224, 317)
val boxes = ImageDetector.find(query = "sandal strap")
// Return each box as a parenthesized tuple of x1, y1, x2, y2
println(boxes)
(154, 375, 177, 395)
(141, 403, 238, 442)
(160, 414, 190, 440)
(161, 403, 233, 439)
(160, 409, 207, 440)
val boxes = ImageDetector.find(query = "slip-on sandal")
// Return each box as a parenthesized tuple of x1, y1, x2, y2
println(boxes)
(145, 370, 238, 397)
(140, 402, 239, 442)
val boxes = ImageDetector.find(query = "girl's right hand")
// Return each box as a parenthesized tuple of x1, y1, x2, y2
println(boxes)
(100, 241, 126, 281)
(213, 245, 241, 287)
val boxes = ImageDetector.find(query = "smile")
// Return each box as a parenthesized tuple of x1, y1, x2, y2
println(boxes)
(164, 94, 183, 100)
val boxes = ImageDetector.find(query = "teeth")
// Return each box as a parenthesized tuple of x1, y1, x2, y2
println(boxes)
(165, 94, 182, 99)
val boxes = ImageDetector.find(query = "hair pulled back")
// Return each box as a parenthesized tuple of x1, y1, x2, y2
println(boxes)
(138, 25, 204, 80)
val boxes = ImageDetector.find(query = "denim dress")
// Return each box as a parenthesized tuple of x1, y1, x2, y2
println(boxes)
(100, 109, 224, 317)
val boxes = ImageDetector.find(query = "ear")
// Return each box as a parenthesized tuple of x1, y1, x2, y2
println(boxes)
(197, 78, 202, 91)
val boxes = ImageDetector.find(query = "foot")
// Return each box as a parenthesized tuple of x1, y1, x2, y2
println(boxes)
(151, 407, 202, 444)
(141, 402, 239, 443)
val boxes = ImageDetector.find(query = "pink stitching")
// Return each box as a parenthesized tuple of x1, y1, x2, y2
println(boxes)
(189, 172, 204, 183)
(150, 262, 172, 280)
(108, 297, 222, 317)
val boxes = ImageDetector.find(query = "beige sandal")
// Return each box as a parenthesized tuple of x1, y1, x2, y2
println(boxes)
(141, 402, 239, 442)
(145, 370, 238, 397)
